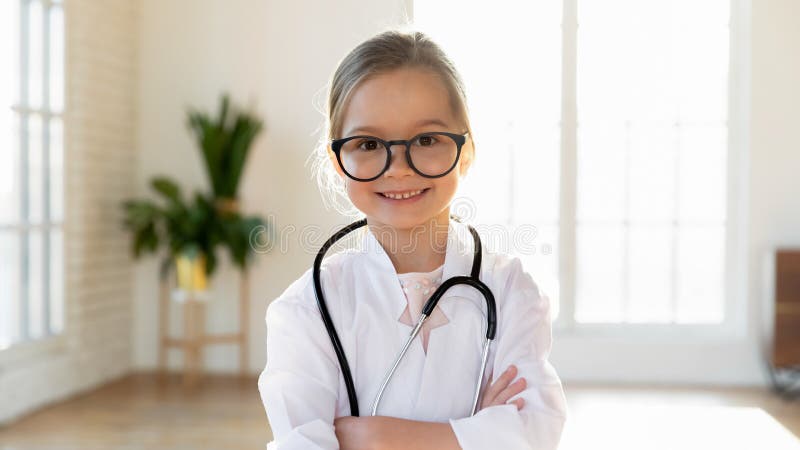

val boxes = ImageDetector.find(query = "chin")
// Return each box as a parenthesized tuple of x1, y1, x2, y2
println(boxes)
(371, 214, 427, 231)
(371, 208, 450, 231)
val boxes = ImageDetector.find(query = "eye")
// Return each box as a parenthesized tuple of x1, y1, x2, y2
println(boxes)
(414, 134, 438, 147)
(356, 138, 381, 151)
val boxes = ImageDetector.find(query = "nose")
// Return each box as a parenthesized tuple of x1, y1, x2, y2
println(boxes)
(383, 143, 414, 177)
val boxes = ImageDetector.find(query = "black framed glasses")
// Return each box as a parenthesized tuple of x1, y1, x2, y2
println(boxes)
(331, 131, 469, 182)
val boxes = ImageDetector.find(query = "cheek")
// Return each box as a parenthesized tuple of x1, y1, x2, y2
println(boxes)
(459, 148, 474, 177)
(345, 181, 376, 204)
(434, 174, 461, 201)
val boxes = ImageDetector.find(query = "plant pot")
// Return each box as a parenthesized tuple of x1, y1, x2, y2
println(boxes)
(214, 197, 240, 216)
(175, 252, 208, 293)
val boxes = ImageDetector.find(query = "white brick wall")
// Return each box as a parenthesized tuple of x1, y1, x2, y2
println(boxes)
(0, 0, 138, 425)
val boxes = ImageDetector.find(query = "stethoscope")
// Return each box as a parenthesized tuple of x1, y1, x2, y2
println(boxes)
(312, 215, 497, 417)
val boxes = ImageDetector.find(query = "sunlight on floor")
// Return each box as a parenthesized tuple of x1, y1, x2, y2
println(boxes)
(560, 404, 800, 450)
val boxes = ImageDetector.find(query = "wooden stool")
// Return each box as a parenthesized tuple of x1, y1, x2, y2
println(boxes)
(157, 268, 250, 387)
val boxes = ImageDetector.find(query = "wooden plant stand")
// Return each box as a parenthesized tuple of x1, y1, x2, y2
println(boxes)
(157, 269, 250, 387)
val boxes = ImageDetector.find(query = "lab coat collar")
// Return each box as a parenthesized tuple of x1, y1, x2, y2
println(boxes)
(360, 218, 479, 321)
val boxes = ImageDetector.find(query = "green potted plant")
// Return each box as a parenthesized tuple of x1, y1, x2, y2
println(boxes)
(122, 94, 269, 294)
(122, 177, 220, 294)
(187, 93, 267, 269)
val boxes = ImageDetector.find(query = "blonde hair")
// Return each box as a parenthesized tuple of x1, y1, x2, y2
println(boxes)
(310, 29, 474, 216)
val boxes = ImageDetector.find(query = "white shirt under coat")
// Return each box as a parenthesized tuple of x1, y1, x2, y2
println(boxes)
(258, 219, 568, 449)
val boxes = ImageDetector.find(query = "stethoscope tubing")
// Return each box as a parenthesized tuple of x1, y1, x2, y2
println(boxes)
(312, 218, 367, 417)
(313, 217, 496, 417)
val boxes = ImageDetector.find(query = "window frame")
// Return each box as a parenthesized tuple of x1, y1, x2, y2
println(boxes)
(1, 0, 66, 351)
(552, 0, 750, 341)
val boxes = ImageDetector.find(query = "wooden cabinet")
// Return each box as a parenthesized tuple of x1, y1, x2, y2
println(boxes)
(773, 250, 800, 368)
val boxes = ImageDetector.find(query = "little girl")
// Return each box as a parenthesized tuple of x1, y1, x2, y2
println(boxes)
(258, 30, 567, 450)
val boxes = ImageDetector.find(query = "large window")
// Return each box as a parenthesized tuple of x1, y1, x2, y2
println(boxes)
(415, 0, 734, 327)
(0, 0, 65, 349)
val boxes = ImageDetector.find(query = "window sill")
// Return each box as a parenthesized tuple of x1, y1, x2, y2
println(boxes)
(552, 321, 748, 344)
(0, 335, 68, 374)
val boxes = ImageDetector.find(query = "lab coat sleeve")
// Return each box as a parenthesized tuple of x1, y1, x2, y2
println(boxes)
(258, 290, 341, 450)
(448, 257, 567, 450)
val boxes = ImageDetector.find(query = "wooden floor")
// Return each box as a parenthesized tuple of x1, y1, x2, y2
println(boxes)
(1, 374, 798, 449)
(0, 373, 270, 450)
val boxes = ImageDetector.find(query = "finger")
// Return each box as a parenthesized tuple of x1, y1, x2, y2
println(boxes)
(491, 365, 517, 392)
(494, 377, 526, 405)
(481, 365, 517, 407)
(509, 398, 525, 410)
(483, 365, 516, 401)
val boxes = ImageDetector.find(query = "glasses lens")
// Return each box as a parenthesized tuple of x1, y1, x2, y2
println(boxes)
(339, 137, 388, 180)
(408, 133, 459, 177)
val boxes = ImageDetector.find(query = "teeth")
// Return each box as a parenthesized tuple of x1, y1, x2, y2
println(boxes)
(382, 189, 424, 200)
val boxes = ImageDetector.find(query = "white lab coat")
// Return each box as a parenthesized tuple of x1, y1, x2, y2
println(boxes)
(258, 219, 567, 450)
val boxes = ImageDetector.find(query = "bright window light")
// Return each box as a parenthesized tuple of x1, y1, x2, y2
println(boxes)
(415, 0, 731, 325)
(414, 1, 563, 319)
(1, 0, 65, 350)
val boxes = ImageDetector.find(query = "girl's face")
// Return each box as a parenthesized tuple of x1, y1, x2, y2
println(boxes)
(332, 67, 473, 231)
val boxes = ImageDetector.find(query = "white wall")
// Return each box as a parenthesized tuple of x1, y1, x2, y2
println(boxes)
(132, 0, 800, 386)
(133, 0, 413, 373)
(0, 0, 138, 425)
(748, 0, 800, 373)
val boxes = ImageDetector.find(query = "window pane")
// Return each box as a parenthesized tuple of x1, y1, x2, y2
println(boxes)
(50, 228, 63, 334)
(512, 125, 560, 224)
(627, 225, 673, 323)
(414, 0, 562, 231)
(627, 124, 677, 223)
(674, 6, 729, 122)
(0, 0, 21, 107)
(2, 0, 66, 348)
(676, 225, 725, 323)
(28, 113, 44, 223)
(49, 4, 64, 112)
(576, 0, 729, 324)
(0, 231, 21, 349)
(518, 224, 560, 320)
(50, 117, 63, 222)
(577, 124, 626, 222)
(575, 225, 624, 323)
(27, 230, 45, 339)
(460, 134, 511, 223)
(679, 124, 727, 223)
(577, 0, 730, 124)
(27, 0, 44, 109)
(0, 112, 21, 224)
(415, 0, 562, 327)
(579, 1, 677, 123)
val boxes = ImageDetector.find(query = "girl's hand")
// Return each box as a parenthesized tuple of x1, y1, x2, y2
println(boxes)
(479, 364, 527, 411)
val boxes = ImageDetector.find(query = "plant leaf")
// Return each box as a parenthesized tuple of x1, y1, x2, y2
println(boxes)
(151, 177, 182, 205)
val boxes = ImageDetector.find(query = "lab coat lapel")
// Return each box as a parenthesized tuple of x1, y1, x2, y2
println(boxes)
(414, 220, 487, 419)
(437, 219, 482, 318)
(359, 226, 421, 416)
(358, 219, 485, 418)
(360, 226, 408, 320)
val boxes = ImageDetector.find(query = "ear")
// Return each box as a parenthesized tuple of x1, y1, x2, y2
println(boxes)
(458, 139, 474, 178)
(327, 144, 346, 179)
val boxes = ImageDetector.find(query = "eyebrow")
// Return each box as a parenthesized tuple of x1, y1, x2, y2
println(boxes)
(344, 118, 451, 137)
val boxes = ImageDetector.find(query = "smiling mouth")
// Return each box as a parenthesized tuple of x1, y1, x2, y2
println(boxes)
(378, 188, 429, 200)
